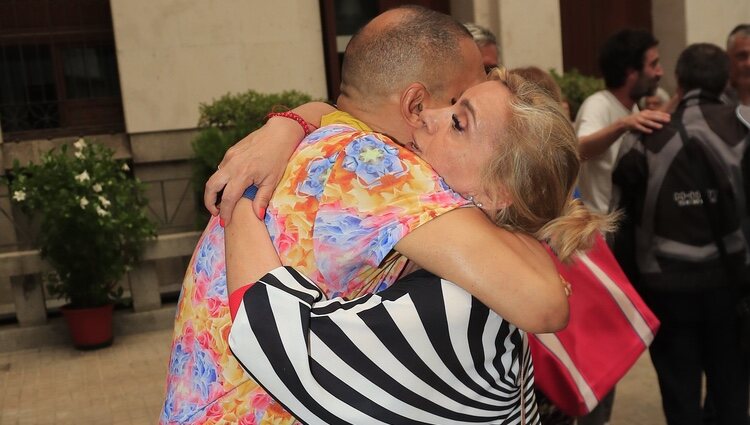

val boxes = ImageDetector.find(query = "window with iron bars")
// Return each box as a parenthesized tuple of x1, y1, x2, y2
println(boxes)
(0, 0, 124, 141)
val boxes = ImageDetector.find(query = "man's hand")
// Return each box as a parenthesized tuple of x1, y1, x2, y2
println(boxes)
(204, 119, 303, 224)
(619, 109, 670, 134)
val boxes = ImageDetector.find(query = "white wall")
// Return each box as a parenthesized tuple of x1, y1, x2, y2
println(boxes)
(685, 0, 750, 46)
(110, 0, 327, 134)
(451, 0, 564, 72)
(653, 0, 750, 93)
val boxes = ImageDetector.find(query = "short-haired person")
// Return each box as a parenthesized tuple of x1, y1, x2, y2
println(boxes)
(464, 22, 499, 72)
(163, 7, 597, 424)
(575, 29, 670, 215)
(612, 42, 750, 425)
(511, 66, 563, 103)
(726, 24, 750, 106)
(574, 28, 671, 425)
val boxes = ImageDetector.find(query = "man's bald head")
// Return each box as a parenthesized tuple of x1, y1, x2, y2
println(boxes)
(339, 6, 474, 107)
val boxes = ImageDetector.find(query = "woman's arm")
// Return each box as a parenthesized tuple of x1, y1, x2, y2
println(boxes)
(205, 101, 337, 222)
(395, 207, 568, 334)
(224, 198, 281, 295)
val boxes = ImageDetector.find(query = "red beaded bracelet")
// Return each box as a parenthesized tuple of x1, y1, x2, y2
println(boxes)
(266, 111, 313, 136)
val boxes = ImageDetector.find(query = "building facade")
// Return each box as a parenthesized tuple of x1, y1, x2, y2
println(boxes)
(1, 0, 749, 324)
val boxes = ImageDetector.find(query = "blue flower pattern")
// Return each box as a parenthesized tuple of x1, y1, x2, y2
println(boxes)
(297, 153, 339, 199)
(343, 135, 405, 187)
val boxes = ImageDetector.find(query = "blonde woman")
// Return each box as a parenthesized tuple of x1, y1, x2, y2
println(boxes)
(224, 69, 613, 424)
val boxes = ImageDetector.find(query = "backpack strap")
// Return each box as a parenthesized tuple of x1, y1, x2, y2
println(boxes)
(676, 121, 743, 287)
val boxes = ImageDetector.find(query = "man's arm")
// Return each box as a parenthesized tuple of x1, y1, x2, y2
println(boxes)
(578, 109, 670, 160)
(205, 102, 336, 223)
(228, 267, 533, 424)
(395, 207, 568, 334)
(610, 134, 648, 283)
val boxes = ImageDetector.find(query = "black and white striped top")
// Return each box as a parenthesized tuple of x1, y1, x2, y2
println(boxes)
(229, 267, 539, 425)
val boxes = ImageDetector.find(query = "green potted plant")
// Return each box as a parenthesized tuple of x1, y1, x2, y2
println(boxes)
(3, 138, 156, 349)
(191, 89, 312, 226)
(550, 68, 605, 120)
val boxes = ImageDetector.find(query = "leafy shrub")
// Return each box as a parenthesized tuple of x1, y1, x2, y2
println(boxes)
(550, 69, 605, 120)
(4, 139, 156, 308)
(191, 90, 313, 223)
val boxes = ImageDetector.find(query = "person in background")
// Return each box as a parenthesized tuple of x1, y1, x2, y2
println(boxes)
(464, 22, 499, 72)
(575, 29, 670, 216)
(511, 66, 563, 102)
(511, 66, 571, 120)
(611, 42, 749, 425)
(574, 28, 671, 425)
(639, 86, 671, 111)
(508, 66, 576, 425)
(726, 24, 750, 106)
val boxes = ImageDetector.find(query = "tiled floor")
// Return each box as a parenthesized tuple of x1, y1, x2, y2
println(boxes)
(0, 327, 667, 425)
(0, 330, 170, 425)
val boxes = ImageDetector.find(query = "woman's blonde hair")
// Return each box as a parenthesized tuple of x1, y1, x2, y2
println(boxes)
(483, 67, 617, 262)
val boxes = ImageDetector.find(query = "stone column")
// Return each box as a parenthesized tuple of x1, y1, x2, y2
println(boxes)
(128, 262, 162, 312)
(10, 274, 46, 326)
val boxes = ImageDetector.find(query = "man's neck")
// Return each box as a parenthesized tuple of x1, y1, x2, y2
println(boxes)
(608, 86, 636, 111)
(336, 95, 405, 145)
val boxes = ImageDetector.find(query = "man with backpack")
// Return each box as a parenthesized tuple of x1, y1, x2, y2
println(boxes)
(611, 43, 749, 425)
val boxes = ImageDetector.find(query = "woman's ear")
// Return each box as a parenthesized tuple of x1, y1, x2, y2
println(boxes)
(400, 83, 429, 128)
(481, 186, 513, 216)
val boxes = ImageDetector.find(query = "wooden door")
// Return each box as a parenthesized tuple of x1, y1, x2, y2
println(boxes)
(559, 0, 652, 77)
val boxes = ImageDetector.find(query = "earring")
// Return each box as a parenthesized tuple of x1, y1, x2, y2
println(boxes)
(467, 195, 483, 208)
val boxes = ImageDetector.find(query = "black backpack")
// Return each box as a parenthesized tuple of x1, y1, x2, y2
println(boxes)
(612, 95, 750, 292)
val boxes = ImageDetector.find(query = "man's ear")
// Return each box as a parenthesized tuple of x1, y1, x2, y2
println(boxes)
(400, 82, 429, 128)
(624, 68, 639, 85)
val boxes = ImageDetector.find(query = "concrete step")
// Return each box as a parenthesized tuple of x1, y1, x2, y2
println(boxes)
(0, 303, 177, 352)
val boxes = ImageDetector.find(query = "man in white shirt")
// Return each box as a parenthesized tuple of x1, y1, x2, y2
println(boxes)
(576, 29, 670, 214)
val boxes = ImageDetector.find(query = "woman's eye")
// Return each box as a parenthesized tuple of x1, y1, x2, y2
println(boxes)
(452, 114, 464, 131)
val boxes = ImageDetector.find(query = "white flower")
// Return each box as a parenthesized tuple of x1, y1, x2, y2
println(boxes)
(74, 151, 84, 159)
(96, 206, 109, 217)
(12, 190, 26, 202)
(73, 138, 86, 150)
(75, 171, 90, 182)
(92, 183, 103, 193)
(98, 196, 111, 208)
(121, 163, 130, 172)
(79, 197, 89, 209)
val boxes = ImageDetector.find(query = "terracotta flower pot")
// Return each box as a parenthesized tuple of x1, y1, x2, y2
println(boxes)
(60, 304, 114, 350)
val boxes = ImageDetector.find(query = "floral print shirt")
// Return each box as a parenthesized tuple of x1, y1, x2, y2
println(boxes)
(160, 112, 468, 424)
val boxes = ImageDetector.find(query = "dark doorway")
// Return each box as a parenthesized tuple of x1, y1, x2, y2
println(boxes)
(559, 0, 653, 77)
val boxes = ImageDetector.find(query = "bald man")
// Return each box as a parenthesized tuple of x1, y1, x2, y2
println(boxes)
(160, 6, 488, 424)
